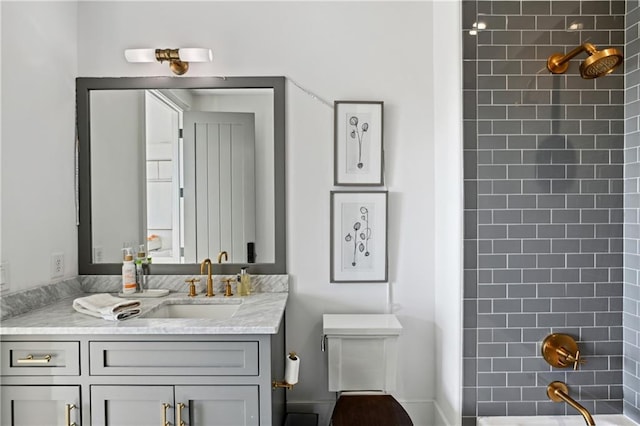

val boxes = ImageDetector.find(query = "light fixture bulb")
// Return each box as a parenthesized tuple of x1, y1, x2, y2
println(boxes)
(124, 49, 156, 63)
(178, 48, 213, 62)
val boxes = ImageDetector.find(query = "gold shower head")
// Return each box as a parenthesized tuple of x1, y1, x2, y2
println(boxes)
(547, 42, 623, 79)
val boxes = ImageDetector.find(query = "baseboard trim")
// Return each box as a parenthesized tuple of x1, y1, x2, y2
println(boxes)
(434, 400, 460, 426)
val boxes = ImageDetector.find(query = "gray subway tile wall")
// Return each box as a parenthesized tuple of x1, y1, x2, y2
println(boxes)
(463, 1, 627, 424)
(625, 0, 640, 422)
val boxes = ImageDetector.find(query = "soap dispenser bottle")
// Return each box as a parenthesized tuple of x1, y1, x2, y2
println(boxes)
(122, 248, 136, 295)
(239, 267, 251, 296)
(135, 245, 147, 292)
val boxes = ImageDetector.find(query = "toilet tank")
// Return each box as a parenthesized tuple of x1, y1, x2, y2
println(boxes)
(323, 314, 402, 393)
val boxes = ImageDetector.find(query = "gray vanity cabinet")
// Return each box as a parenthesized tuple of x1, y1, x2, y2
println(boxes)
(1, 385, 81, 425)
(90, 385, 174, 426)
(91, 386, 260, 426)
(175, 386, 260, 426)
(91, 385, 259, 426)
(1, 332, 285, 426)
(0, 340, 81, 425)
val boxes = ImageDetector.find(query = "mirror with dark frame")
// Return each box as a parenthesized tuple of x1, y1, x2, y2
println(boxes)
(77, 76, 286, 275)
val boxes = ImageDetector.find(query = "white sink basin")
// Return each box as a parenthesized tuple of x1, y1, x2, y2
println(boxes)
(144, 303, 240, 320)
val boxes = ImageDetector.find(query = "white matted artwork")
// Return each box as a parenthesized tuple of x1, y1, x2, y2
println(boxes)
(330, 191, 388, 283)
(334, 101, 384, 186)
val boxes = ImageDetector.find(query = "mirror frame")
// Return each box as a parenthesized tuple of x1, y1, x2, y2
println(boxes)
(77, 76, 286, 275)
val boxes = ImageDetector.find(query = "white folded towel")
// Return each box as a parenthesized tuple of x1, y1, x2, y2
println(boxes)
(73, 293, 141, 321)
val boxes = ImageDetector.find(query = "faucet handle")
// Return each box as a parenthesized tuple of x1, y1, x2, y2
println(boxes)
(567, 349, 586, 370)
(542, 333, 586, 370)
(223, 278, 234, 297)
(185, 278, 200, 297)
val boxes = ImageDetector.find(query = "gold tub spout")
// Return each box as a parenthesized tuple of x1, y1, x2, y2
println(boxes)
(547, 381, 595, 426)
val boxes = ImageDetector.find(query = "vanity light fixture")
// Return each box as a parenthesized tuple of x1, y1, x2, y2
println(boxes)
(124, 48, 213, 75)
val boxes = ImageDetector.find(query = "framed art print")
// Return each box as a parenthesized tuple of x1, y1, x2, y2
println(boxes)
(330, 191, 388, 283)
(334, 101, 384, 186)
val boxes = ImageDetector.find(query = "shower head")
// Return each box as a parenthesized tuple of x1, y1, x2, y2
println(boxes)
(547, 42, 623, 79)
(580, 47, 624, 78)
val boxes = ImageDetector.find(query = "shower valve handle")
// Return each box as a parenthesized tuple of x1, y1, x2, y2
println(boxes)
(542, 333, 586, 370)
(565, 349, 586, 370)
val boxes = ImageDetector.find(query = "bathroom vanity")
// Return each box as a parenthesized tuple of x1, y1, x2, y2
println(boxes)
(0, 75, 290, 425)
(0, 292, 287, 426)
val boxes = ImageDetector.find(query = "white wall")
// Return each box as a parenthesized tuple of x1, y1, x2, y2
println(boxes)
(1, 2, 78, 291)
(433, 2, 463, 425)
(2, 2, 462, 424)
(0, 2, 3, 282)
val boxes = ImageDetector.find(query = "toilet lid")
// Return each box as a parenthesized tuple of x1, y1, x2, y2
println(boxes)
(331, 394, 413, 426)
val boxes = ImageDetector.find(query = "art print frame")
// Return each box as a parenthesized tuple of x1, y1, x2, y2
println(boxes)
(334, 101, 384, 186)
(330, 191, 388, 283)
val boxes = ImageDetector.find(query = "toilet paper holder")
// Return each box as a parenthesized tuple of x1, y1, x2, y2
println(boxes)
(273, 352, 300, 390)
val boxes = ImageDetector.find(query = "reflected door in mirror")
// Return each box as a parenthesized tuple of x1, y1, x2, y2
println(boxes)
(145, 91, 181, 263)
(183, 111, 256, 263)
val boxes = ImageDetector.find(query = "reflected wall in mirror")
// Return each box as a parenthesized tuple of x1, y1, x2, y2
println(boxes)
(78, 77, 286, 275)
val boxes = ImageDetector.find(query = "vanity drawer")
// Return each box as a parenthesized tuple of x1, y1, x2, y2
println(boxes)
(1, 341, 80, 376)
(89, 341, 259, 376)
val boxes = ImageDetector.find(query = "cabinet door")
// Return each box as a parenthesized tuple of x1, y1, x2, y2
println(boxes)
(175, 386, 259, 426)
(1, 385, 80, 426)
(91, 385, 173, 426)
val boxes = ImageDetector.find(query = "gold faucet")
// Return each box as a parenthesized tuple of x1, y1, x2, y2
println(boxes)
(200, 258, 214, 297)
(200, 252, 228, 298)
(547, 381, 595, 426)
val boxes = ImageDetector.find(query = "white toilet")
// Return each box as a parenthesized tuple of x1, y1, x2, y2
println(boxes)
(323, 314, 413, 426)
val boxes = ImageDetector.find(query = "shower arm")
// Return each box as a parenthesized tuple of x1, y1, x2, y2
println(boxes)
(547, 43, 598, 74)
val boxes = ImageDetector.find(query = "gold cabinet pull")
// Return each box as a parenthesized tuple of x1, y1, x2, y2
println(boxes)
(161, 402, 171, 426)
(177, 402, 186, 426)
(16, 354, 52, 364)
(65, 403, 76, 426)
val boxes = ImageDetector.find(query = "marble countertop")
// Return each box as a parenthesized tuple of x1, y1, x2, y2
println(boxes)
(0, 292, 287, 335)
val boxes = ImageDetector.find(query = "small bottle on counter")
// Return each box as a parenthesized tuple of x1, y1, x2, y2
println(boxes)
(135, 245, 147, 292)
(122, 248, 136, 295)
(236, 274, 243, 295)
(239, 267, 251, 296)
